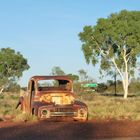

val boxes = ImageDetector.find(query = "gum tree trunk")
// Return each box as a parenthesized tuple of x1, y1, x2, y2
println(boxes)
(112, 46, 129, 99)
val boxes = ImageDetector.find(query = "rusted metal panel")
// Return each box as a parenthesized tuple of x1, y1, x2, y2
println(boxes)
(17, 75, 88, 121)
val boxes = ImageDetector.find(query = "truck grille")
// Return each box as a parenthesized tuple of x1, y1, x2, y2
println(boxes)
(50, 107, 77, 117)
(54, 107, 74, 112)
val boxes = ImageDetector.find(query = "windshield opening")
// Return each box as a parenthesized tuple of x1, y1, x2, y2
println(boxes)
(37, 79, 71, 91)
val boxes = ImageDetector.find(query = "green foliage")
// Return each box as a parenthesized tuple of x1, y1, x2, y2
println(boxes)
(0, 48, 30, 78)
(6, 82, 20, 92)
(105, 82, 123, 94)
(78, 69, 88, 82)
(79, 10, 140, 98)
(97, 83, 108, 92)
(51, 66, 65, 75)
(105, 79, 140, 95)
(79, 10, 140, 74)
(67, 73, 79, 82)
(0, 48, 30, 91)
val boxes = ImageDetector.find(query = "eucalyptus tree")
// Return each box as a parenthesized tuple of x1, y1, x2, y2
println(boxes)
(51, 66, 65, 76)
(0, 48, 30, 93)
(78, 69, 88, 82)
(79, 10, 140, 99)
(67, 73, 79, 83)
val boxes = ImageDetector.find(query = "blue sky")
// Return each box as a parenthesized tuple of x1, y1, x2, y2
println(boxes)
(0, 0, 140, 86)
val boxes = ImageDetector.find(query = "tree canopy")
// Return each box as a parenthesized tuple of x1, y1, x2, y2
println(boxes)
(79, 10, 140, 98)
(78, 69, 88, 82)
(51, 66, 65, 76)
(67, 73, 79, 82)
(0, 48, 30, 93)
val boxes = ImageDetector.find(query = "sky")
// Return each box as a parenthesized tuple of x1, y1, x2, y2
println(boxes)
(0, 0, 140, 86)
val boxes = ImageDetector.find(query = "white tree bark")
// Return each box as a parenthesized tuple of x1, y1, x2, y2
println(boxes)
(0, 86, 4, 94)
(123, 47, 129, 99)
(92, 36, 130, 99)
(111, 46, 129, 99)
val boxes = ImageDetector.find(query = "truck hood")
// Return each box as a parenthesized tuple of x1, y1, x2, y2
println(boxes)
(38, 92, 75, 105)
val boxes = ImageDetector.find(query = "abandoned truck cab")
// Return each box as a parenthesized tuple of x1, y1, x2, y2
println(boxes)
(19, 76, 88, 121)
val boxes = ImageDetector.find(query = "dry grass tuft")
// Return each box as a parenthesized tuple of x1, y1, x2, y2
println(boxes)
(78, 92, 140, 120)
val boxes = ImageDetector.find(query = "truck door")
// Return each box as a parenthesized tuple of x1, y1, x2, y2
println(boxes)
(27, 80, 35, 112)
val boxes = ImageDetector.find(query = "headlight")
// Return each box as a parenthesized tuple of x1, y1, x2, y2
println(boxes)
(78, 108, 87, 117)
(42, 109, 48, 115)
(41, 109, 50, 118)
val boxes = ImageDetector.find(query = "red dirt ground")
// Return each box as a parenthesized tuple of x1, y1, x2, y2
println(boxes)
(0, 120, 140, 140)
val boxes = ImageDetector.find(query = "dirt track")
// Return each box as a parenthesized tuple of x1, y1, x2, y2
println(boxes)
(0, 120, 140, 140)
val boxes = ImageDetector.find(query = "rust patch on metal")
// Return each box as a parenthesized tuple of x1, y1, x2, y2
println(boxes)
(17, 75, 88, 121)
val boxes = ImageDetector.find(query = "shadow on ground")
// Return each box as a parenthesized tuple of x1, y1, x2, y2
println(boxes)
(1, 120, 140, 140)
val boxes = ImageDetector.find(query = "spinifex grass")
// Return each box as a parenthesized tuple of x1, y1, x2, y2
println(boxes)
(78, 93, 140, 120)
(0, 92, 37, 122)
(0, 93, 19, 116)
(1, 91, 140, 121)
